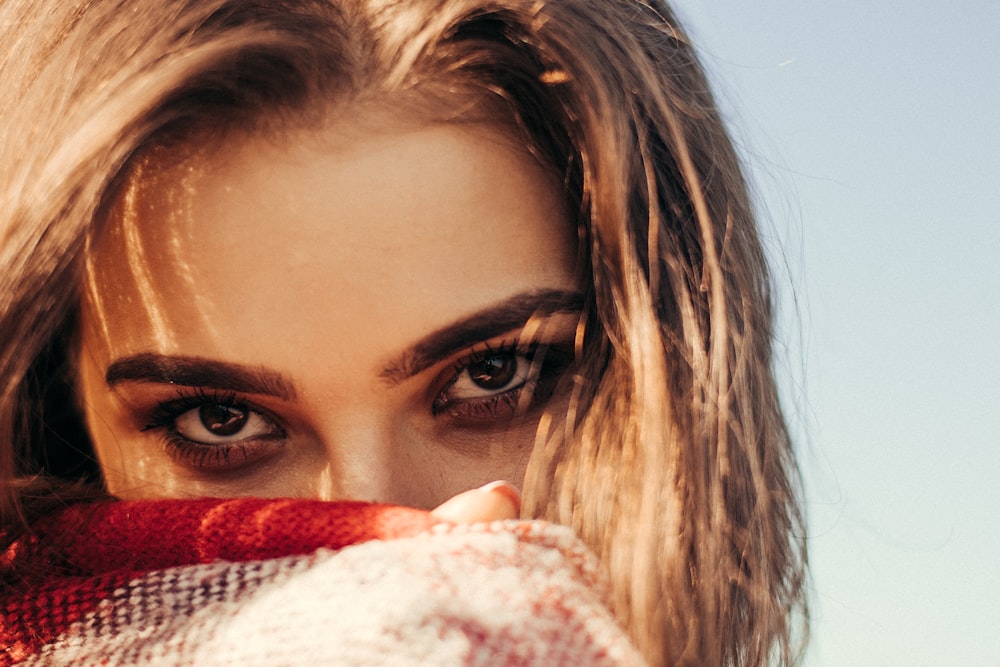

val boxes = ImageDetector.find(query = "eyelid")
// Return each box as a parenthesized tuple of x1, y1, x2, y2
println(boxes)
(442, 337, 529, 381)
(456, 336, 524, 365)
(430, 316, 575, 376)
(378, 291, 585, 384)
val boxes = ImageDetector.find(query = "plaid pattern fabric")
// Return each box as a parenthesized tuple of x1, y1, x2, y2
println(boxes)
(1, 499, 644, 665)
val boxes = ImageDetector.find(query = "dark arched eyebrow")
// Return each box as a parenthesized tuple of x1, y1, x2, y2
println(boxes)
(106, 353, 298, 400)
(379, 288, 584, 385)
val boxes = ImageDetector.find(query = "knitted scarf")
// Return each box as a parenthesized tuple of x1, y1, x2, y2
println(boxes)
(0, 498, 645, 665)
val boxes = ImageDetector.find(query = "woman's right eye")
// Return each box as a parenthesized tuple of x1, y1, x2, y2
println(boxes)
(172, 402, 280, 445)
(143, 393, 286, 470)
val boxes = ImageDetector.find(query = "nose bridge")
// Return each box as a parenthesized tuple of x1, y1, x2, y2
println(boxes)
(313, 409, 401, 504)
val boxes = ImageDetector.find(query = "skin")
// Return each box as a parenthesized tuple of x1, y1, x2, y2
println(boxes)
(78, 116, 581, 511)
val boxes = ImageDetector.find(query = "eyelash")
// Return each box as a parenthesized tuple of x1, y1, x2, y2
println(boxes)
(142, 387, 285, 470)
(431, 339, 573, 423)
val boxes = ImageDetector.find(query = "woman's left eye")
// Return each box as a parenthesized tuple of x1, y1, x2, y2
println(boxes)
(433, 345, 570, 423)
(447, 352, 534, 400)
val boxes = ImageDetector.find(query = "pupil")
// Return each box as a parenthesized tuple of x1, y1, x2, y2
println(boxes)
(199, 404, 248, 436)
(469, 354, 517, 390)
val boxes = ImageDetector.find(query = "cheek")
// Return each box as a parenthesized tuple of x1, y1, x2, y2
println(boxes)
(426, 424, 536, 491)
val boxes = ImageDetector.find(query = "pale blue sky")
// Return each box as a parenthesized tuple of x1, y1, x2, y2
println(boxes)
(671, 2, 1000, 664)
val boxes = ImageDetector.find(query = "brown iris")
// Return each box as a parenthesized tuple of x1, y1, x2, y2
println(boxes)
(198, 403, 249, 436)
(468, 354, 518, 390)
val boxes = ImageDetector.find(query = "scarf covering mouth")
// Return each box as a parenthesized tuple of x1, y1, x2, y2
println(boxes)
(0, 498, 646, 665)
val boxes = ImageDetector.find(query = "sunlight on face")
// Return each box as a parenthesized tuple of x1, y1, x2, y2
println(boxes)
(78, 117, 581, 508)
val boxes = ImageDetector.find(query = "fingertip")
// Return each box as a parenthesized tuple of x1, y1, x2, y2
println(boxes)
(477, 480, 521, 516)
(430, 481, 521, 523)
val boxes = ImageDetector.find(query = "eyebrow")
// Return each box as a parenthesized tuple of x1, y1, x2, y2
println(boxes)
(106, 353, 298, 400)
(379, 288, 584, 384)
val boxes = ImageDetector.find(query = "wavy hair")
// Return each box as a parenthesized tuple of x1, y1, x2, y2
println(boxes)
(0, 0, 807, 663)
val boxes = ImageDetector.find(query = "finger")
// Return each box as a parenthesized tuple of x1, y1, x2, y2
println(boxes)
(429, 480, 521, 523)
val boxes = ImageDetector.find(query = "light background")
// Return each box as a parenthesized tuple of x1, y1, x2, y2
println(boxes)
(670, 2, 1000, 665)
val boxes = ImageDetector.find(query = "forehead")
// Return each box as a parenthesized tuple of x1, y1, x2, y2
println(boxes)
(81, 119, 578, 366)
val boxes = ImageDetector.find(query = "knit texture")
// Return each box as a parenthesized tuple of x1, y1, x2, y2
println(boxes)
(1, 498, 645, 665)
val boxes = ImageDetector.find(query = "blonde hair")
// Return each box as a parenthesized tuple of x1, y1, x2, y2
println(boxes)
(0, 0, 807, 664)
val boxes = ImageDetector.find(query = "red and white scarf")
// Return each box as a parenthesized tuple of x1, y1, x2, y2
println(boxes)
(1, 498, 644, 665)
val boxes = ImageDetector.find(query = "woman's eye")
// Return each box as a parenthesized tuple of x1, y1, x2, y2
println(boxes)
(172, 402, 278, 444)
(449, 353, 534, 399)
(142, 394, 286, 471)
(434, 345, 572, 424)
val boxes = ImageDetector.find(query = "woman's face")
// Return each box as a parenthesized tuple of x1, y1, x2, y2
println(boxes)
(78, 117, 581, 508)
